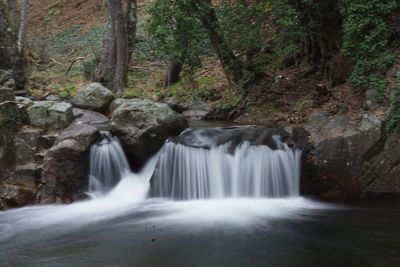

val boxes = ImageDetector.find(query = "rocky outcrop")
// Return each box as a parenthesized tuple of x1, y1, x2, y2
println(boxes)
(0, 88, 20, 178)
(40, 124, 99, 203)
(170, 125, 308, 153)
(72, 82, 114, 113)
(1, 90, 105, 208)
(72, 108, 109, 130)
(301, 112, 395, 196)
(27, 101, 73, 129)
(181, 100, 211, 120)
(162, 97, 212, 120)
(110, 98, 188, 162)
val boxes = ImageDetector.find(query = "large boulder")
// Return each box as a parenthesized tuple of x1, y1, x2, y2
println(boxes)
(40, 124, 99, 203)
(161, 98, 212, 120)
(358, 133, 400, 196)
(181, 100, 211, 120)
(302, 112, 385, 196)
(27, 101, 73, 129)
(72, 108, 109, 130)
(0, 184, 36, 209)
(72, 83, 114, 113)
(110, 99, 188, 162)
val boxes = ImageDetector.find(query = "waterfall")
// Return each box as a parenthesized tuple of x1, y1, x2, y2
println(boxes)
(152, 128, 302, 200)
(88, 131, 131, 195)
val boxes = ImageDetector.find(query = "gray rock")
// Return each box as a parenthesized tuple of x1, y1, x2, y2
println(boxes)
(162, 97, 180, 112)
(16, 127, 44, 148)
(108, 98, 130, 114)
(303, 112, 384, 196)
(27, 101, 73, 129)
(38, 134, 58, 150)
(56, 124, 99, 148)
(161, 98, 212, 120)
(27, 101, 55, 127)
(181, 100, 211, 120)
(0, 70, 12, 85)
(110, 99, 188, 161)
(14, 138, 34, 165)
(0, 184, 36, 209)
(44, 94, 62, 101)
(72, 108, 109, 130)
(12, 163, 42, 187)
(182, 110, 210, 120)
(182, 100, 211, 112)
(72, 83, 114, 113)
(15, 96, 33, 123)
(0, 88, 14, 102)
(40, 124, 99, 203)
(3, 79, 15, 90)
(49, 102, 73, 126)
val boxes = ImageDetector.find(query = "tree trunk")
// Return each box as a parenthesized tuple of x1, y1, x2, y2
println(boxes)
(110, 0, 128, 93)
(190, 0, 254, 91)
(164, 61, 182, 86)
(93, 19, 117, 87)
(6, 0, 18, 27)
(126, 0, 137, 63)
(94, 0, 131, 94)
(290, 0, 341, 67)
(163, 18, 188, 87)
(17, 0, 30, 54)
(0, 1, 26, 90)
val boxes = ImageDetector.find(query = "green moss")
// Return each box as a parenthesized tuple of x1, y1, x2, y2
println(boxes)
(123, 87, 149, 99)
(213, 95, 242, 112)
(58, 84, 77, 97)
(155, 76, 222, 103)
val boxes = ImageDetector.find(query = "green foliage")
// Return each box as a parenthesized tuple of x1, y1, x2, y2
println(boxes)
(33, 25, 108, 61)
(216, 1, 266, 53)
(58, 84, 77, 97)
(147, 0, 209, 72)
(156, 75, 221, 102)
(387, 88, 400, 132)
(340, 0, 399, 94)
(264, 0, 302, 68)
(213, 94, 242, 113)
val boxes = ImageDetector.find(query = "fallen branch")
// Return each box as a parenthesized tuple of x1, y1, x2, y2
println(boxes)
(0, 101, 28, 107)
(65, 57, 86, 76)
(50, 58, 68, 67)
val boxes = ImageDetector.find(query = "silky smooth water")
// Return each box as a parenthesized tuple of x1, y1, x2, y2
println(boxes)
(152, 128, 301, 199)
(153, 140, 301, 199)
(0, 130, 399, 266)
(88, 131, 131, 195)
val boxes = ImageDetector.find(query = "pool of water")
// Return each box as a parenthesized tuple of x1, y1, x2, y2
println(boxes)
(0, 197, 399, 267)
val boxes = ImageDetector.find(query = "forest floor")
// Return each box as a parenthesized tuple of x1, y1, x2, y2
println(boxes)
(24, 0, 379, 125)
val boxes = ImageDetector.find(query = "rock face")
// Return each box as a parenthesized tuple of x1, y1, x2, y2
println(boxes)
(302, 112, 389, 196)
(27, 101, 73, 129)
(1, 89, 105, 208)
(181, 100, 211, 120)
(161, 97, 212, 120)
(72, 108, 109, 130)
(171, 125, 308, 153)
(110, 99, 188, 162)
(72, 83, 114, 113)
(0, 88, 20, 178)
(40, 124, 99, 203)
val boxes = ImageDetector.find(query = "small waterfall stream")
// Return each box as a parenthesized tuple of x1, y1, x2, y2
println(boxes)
(152, 129, 301, 200)
(88, 131, 131, 195)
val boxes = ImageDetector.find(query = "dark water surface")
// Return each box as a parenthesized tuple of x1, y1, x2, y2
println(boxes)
(0, 198, 399, 267)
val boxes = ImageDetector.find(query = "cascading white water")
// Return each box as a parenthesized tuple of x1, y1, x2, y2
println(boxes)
(88, 131, 131, 195)
(152, 129, 302, 200)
